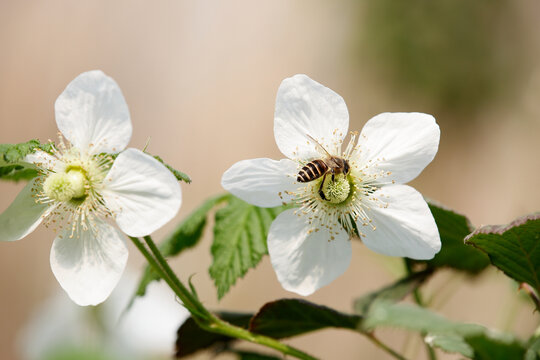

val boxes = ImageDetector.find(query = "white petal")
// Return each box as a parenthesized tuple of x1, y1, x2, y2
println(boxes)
(17, 293, 85, 360)
(50, 219, 128, 306)
(114, 279, 190, 354)
(221, 158, 299, 207)
(359, 185, 440, 260)
(268, 209, 351, 295)
(55, 70, 132, 154)
(0, 179, 50, 242)
(356, 112, 440, 184)
(274, 74, 349, 160)
(102, 148, 182, 237)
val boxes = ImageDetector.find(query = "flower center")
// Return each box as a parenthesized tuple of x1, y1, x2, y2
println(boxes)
(43, 168, 87, 202)
(321, 174, 351, 204)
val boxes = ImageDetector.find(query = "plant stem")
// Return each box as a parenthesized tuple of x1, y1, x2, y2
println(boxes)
(404, 259, 437, 360)
(142, 235, 211, 317)
(130, 236, 318, 360)
(519, 283, 540, 313)
(364, 332, 409, 360)
(128, 236, 192, 307)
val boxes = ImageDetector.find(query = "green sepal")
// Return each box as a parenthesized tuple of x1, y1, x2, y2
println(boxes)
(152, 154, 191, 183)
(0, 140, 53, 182)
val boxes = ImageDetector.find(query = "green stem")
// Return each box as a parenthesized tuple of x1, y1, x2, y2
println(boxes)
(365, 332, 409, 360)
(203, 316, 318, 360)
(519, 283, 540, 314)
(129, 237, 193, 308)
(129, 236, 317, 360)
(404, 259, 437, 360)
(142, 236, 210, 317)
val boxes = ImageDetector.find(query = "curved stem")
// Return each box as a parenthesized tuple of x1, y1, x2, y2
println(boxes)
(129, 236, 318, 360)
(142, 236, 211, 317)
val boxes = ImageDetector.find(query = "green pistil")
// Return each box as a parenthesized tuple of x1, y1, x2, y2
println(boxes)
(43, 169, 87, 202)
(322, 174, 351, 204)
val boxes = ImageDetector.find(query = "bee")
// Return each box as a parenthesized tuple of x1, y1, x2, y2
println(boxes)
(297, 135, 350, 201)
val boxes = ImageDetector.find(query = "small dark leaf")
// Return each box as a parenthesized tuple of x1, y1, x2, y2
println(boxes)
(210, 196, 290, 299)
(354, 268, 433, 316)
(152, 154, 191, 183)
(132, 194, 229, 299)
(418, 202, 490, 273)
(249, 298, 361, 339)
(466, 332, 526, 360)
(465, 214, 540, 291)
(175, 312, 252, 358)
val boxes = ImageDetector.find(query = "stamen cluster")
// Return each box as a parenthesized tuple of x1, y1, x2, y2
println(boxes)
(33, 136, 113, 237)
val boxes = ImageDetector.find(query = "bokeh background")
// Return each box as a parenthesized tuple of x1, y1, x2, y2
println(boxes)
(1, 1, 539, 359)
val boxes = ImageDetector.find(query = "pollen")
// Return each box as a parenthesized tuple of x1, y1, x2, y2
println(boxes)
(43, 172, 78, 202)
(32, 135, 114, 238)
(321, 175, 350, 204)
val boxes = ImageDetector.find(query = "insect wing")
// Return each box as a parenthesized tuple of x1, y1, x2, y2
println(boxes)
(306, 134, 333, 158)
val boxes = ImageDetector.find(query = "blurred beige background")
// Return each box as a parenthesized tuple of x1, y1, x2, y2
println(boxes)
(1, 1, 539, 359)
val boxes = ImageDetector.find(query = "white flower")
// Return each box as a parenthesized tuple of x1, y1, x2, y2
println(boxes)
(221, 74, 441, 296)
(0, 70, 182, 306)
(18, 271, 189, 360)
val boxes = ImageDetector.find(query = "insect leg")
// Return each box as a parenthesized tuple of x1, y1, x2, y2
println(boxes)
(318, 173, 328, 200)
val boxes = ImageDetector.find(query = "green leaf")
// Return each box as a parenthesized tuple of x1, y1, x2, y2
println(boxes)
(419, 202, 490, 273)
(161, 193, 230, 257)
(465, 214, 540, 291)
(209, 196, 290, 299)
(362, 300, 484, 335)
(465, 332, 526, 360)
(249, 298, 361, 338)
(176, 299, 362, 357)
(176, 312, 252, 358)
(132, 194, 229, 299)
(426, 333, 474, 358)
(362, 300, 485, 356)
(354, 268, 433, 316)
(152, 154, 191, 183)
(0, 164, 39, 181)
(0, 140, 53, 182)
(525, 336, 540, 360)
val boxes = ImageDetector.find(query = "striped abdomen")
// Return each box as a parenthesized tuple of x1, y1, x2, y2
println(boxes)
(297, 159, 328, 182)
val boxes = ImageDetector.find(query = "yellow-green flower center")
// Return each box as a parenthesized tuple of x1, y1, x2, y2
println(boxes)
(321, 174, 351, 204)
(43, 169, 87, 202)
